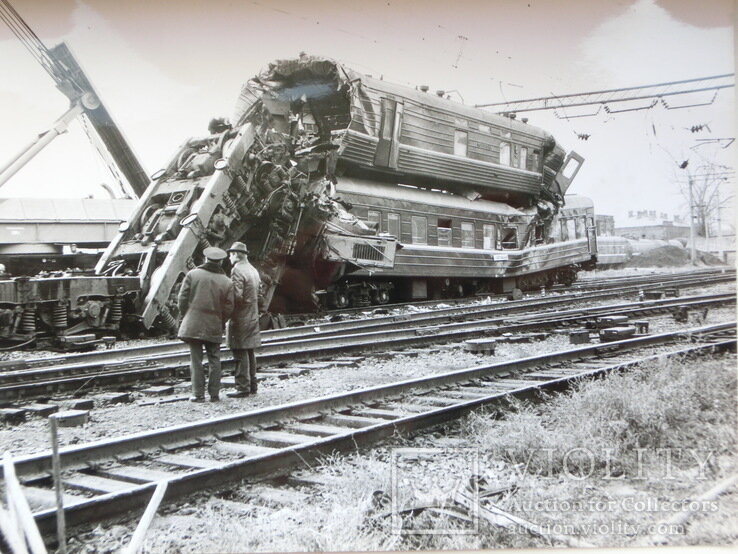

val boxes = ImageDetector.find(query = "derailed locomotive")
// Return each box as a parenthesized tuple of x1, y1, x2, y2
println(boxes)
(0, 54, 594, 346)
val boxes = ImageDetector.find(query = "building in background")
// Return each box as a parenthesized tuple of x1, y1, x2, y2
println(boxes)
(615, 210, 689, 240)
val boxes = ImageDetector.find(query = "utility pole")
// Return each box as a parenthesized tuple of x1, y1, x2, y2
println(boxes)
(688, 175, 697, 265)
(715, 185, 724, 262)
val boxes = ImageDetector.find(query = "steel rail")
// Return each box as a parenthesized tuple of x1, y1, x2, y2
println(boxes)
(6, 322, 734, 535)
(1, 271, 732, 374)
(570, 269, 734, 290)
(0, 291, 733, 394)
(312, 268, 735, 317)
(0, 292, 733, 401)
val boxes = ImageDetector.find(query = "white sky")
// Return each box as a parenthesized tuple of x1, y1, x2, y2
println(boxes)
(0, 0, 734, 227)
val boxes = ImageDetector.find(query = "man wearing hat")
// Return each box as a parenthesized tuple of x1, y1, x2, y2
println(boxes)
(225, 241, 262, 397)
(177, 246, 235, 402)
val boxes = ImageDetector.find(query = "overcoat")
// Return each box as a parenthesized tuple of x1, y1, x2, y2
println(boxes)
(177, 263, 234, 344)
(226, 259, 262, 349)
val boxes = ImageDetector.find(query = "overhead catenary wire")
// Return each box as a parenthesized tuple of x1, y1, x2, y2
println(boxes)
(476, 74, 735, 113)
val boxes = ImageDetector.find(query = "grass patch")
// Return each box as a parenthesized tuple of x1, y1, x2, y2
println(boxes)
(466, 355, 736, 478)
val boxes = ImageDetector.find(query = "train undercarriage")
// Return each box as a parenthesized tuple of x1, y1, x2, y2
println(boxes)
(323, 262, 591, 309)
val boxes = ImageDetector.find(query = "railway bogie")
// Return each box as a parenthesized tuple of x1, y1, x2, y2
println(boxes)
(0, 274, 139, 347)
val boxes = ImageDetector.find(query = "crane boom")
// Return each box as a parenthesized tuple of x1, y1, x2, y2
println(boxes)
(48, 42, 150, 197)
(0, 0, 148, 197)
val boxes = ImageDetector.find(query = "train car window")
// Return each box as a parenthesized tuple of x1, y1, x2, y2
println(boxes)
(560, 219, 569, 241)
(531, 149, 540, 171)
(461, 222, 475, 248)
(534, 223, 545, 245)
(479, 124, 491, 134)
(500, 226, 517, 249)
(454, 130, 468, 157)
(562, 156, 581, 179)
(575, 217, 585, 239)
(567, 219, 577, 240)
(411, 215, 427, 245)
(483, 224, 496, 249)
(519, 147, 528, 169)
(387, 213, 400, 238)
(437, 218, 452, 246)
(379, 99, 396, 141)
(367, 210, 381, 231)
(499, 141, 511, 166)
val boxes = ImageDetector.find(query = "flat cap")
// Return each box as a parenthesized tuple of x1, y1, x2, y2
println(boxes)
(203, 246, 227, 261)
(227, 241, 249, 254)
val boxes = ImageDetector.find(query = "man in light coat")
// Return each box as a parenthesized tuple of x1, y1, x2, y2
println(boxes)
(225, 241, 262, 397)
(177, 246, 234, 402)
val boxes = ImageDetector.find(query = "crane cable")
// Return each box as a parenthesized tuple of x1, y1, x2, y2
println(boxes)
(0, 0, 79, 93)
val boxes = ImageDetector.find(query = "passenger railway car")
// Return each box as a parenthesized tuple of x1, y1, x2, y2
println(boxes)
(595, 236, 633, 268)
(233, 55, 584, 208)
(323, 179, 596, 306)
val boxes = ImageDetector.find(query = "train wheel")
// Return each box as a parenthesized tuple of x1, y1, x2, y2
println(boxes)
(333, 291, 350, 309)
(373, 289, 390, 305)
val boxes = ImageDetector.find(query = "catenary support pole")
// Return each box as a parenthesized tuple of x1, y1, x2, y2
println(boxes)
(688, 176, 696, 265)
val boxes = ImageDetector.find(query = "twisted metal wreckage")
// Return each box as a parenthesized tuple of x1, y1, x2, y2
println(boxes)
(0, 55, 584, 344)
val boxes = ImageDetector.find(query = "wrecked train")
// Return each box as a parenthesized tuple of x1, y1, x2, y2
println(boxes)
(0, 55, 594, 346)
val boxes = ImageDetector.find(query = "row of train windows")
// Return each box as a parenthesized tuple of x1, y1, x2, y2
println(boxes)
(560, 217, 587, 241)
(453, 130, 533, 169)
(367, 210, 590, 248)
(367, 211, 519, 250)
(379, 97, 536, 169)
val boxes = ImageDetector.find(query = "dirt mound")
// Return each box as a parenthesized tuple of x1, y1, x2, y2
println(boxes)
(625, 245, 726, 268)
(696, 250, 726, 266)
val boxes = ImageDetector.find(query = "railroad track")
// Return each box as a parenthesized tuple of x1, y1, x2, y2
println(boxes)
(5, 321, 734, 537)
(299, 267, 734, 318)
(0, 290, 733, 404)
(2, 270, 733, 374)
(571, 267, 733, 288)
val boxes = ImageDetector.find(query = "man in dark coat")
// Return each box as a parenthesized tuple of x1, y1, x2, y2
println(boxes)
(177, 247, 234, 402)
(225, 241, 262, 397)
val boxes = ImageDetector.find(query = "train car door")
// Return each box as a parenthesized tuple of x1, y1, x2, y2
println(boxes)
(553, 151, 584, 195)
(374, 98, 403, 169)
(586, 216, 597, 255)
